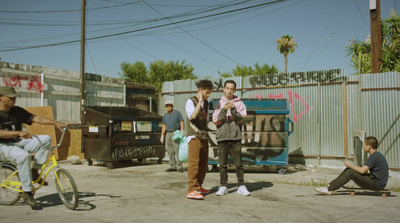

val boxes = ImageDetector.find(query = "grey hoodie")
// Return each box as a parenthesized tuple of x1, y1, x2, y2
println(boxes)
(212, 96, 247, 142)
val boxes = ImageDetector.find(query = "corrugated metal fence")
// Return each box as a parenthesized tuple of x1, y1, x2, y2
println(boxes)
(0, 62, 125, 123)
(160, 69, 400, 168)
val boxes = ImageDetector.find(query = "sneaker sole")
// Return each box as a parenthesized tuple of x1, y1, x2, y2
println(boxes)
(187, 195, 204, 200)
(313, 188, 332, 195)
(237, 191, 251, 196)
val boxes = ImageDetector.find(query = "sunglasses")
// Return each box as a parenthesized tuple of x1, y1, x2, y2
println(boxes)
(165, 104, 173, 107)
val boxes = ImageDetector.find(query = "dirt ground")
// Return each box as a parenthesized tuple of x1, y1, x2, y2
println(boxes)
(1, 160, 399, 223)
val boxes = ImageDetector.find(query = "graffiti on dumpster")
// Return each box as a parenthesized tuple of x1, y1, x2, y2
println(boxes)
(2, 74, 43, 93)
(112, 134, 156, 146)
(207, 114, 288, 164)
(112, 146, 160, 160)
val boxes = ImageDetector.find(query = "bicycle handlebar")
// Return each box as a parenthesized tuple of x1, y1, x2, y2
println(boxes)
(51, 127, 68, 150)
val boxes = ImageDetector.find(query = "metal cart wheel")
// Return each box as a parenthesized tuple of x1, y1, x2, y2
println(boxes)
(87, 159, 93, 166)
(106, 162, 114, 169)
(278, 167, 286, 175)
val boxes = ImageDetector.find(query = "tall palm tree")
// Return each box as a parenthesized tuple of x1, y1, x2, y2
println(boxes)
(276, 35, 297, 73)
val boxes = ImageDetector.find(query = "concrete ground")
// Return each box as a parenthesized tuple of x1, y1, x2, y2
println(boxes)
(1, 160, 399, 223)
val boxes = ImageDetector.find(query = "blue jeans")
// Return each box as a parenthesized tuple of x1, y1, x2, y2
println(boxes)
(0, 135, 52, 191)
(218, 140, 244, 187)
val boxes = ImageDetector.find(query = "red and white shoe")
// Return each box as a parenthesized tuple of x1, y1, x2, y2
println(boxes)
(187, 191, 204, 200)
(199, 187, 210, 194)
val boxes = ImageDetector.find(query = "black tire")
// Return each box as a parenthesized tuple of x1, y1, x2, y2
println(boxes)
(55, 168, 79, 210)
(0, 163, 21, 205)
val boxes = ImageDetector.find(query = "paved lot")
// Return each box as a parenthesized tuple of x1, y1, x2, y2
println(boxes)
(1, 160, 399, 223)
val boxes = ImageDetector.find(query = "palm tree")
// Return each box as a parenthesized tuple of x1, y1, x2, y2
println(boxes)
(346, 10, 400, 74)
(276, 35, 297, 73)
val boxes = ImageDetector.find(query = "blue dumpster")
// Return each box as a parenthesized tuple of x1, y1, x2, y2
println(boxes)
(208, 99, 293, 174)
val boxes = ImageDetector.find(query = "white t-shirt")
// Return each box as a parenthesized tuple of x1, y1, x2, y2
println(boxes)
(185, 98, 209, 142)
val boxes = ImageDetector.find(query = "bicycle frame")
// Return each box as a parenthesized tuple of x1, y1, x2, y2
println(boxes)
(1, 127, 79, 210)
(1, 127, 68, 193)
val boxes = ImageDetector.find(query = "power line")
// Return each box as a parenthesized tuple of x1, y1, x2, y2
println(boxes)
(118, 37, 161, 61)
(0, 0, 288, 52)
(0, 0, 143, 13)
(0, 0, 263, 45)
(301, 0, 345, 71)
(353, 0, 369, 30)
(149, 28, 225, 70)
(143, 0, 242, 66)
(309, 4, 353, 68)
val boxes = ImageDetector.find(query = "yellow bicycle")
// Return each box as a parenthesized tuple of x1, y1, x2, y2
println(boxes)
(0, 128, 79, 210)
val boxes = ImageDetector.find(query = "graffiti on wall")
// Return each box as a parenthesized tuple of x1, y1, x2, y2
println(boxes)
(248, 69, 346, 88)
(2, 73, 43, 93)
(268, 90, 309, 123)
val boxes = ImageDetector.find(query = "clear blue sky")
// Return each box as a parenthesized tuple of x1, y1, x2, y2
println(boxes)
(1, 0, 399, 79)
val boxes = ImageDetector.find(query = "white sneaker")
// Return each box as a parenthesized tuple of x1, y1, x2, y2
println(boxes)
(314, 187, 332, 195)
(216, 186, 228, 196)
(237, 185, 251, 196)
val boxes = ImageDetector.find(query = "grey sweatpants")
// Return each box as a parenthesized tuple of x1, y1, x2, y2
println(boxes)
(0, 135, 52, 191)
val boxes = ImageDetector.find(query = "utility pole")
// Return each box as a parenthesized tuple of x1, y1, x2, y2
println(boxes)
(80, 0, 86, 124)
(370, 0, 382, 73)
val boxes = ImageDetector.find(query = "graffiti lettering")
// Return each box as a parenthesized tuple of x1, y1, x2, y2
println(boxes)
(213, 78, 224, 90)
(2, 74, 43, 93)
(268, 90, 309, 123)
(112, 134, 157, 146)
(112, 146, 163, 160)
(249, 69, 347, 88)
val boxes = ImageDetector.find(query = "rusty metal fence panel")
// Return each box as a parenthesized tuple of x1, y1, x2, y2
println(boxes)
(160, 70, 400, 168)
(360, 72, 400, 168)
(0, 62, 125, 124)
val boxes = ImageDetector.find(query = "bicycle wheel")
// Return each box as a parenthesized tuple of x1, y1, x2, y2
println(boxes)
(55, 168, 78, 210)
(0, 163, 21, 205)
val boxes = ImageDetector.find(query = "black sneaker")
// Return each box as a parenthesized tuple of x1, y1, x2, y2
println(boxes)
(178, 168, 185, 172)
(22, 192, 42, 210)
(165, 168, 177, 172)
(32, 169, 48, 186)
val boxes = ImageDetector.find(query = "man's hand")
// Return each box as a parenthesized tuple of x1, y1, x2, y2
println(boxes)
(197, 91, 203, 102)
(18, 131, 32, 139)
(55, 122, 69, 131)
(160, 135, 164, 143)
(223, 101, 234, 110)
(343, 159, 352, 168)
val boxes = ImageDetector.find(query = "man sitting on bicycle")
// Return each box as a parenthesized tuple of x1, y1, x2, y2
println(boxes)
(0, 87, 68, 209)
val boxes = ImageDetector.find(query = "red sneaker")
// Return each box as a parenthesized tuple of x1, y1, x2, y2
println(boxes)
(199, 187, 210, 194)
(187, 191, 204, 200)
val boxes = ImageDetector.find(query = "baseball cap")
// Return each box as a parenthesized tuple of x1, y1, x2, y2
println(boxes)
(165, 100, 174, 106)
(0, 87, 19, 97)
